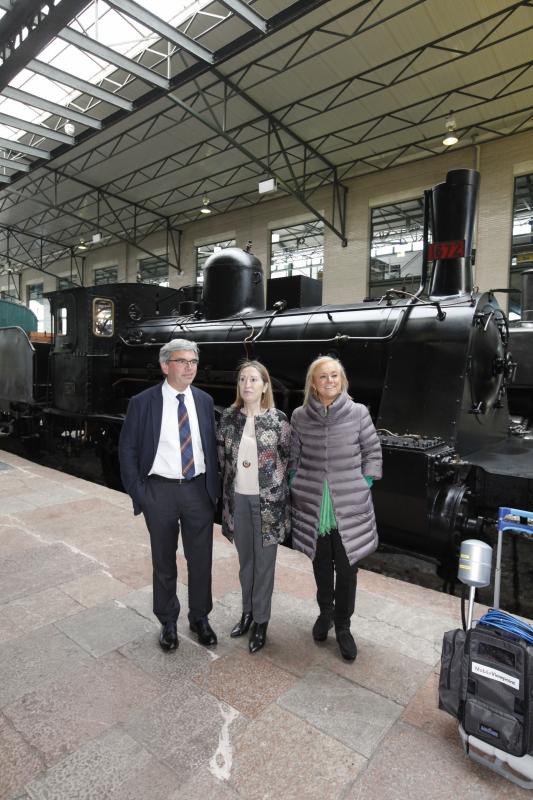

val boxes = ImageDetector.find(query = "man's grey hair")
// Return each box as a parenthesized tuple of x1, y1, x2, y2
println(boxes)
(159, 338, 199, 363)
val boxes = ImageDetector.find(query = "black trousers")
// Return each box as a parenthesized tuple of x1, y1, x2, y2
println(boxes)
(142, 474, 214, 625)
(312, 529, 358, 630)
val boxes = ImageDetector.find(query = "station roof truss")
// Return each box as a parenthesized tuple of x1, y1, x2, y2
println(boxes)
(0, 0, 531, 280)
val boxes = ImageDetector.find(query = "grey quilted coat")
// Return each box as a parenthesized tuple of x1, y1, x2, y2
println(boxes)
(217, 407, 291, 547)
(289, 392, 382, 566)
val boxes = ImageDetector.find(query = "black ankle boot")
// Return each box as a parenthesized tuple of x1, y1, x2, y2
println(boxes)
(249, 621, 268, 653)
(312, 614, 333, 642)
(336, 629, 357, 661)
(230, 612, 253, 638)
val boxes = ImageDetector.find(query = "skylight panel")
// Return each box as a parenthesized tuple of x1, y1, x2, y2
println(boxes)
(0, 0, 216, 146)
(13, 71, 72, 106)
(0, 97, 43, 123)
(52, 46, 109, 78)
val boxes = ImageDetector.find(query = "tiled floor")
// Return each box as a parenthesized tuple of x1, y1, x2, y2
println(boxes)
(0, 451, 531, 799)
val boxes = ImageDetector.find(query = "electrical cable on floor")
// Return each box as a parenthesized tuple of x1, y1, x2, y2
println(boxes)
(478, 609, 533, 644)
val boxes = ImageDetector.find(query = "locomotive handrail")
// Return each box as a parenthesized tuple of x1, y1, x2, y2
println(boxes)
(381, 289, 447, 321)
(118, 293, 486, 349)
(251, 302, 287, 343)
(122, 316, 401, 345)
(126, 296, 478, 331)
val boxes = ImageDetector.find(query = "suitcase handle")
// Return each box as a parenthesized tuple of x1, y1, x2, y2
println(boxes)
(495, 508, 533, 608)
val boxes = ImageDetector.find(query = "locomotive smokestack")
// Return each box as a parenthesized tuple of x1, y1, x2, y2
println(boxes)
(428, 169, 480, 299)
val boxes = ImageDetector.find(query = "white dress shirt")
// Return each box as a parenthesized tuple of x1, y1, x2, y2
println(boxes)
(150, 381, 206, 479)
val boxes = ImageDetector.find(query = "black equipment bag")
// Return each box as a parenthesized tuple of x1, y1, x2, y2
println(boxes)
(439, 625, 533, 757)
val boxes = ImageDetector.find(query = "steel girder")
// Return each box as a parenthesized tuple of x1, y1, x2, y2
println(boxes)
(0, 224, 85, 284)
(0, 0, 341, 267)
(33, 46, 531, 235)
(19, 0, 529, 233)
(165, 71, 349, 245)
(0, 0, 91, 88)
(0, 0, 531, 270)
(0, 169, 182, 274)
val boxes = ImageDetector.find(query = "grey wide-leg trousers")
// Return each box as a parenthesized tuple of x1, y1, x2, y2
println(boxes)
(233, 492, 277, 624)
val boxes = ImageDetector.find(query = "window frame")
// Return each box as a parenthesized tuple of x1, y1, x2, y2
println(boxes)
(369, 197, 425, 299)
(92, 297, 115, 338)
(269, 220, 324, 281)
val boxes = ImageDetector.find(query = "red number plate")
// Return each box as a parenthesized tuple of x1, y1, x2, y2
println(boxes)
(428, 240, 465, 259)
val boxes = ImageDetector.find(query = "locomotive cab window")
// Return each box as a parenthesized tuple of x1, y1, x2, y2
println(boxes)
(93, 297, 114, 337)
(57, 306, 68, 335)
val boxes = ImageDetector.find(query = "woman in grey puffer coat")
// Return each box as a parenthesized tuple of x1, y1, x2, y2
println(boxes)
(289, 356, 382, 661)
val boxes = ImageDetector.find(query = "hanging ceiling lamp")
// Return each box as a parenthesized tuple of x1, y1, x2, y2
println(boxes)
(443, 114, 459, 147)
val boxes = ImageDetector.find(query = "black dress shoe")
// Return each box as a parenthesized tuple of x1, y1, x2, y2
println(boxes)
(189, 617, 218, 646)
(336, 629, 357, 661)
(249, 621, 268, 654)
(312, 614, 333, 642)
(230, 612, 253, 638)
(159, 621, 178, 651)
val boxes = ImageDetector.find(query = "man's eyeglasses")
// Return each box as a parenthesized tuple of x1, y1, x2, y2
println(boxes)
(167, 358, 199, 366)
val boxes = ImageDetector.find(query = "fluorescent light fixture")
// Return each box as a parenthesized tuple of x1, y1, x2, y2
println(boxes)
(443, 115, 458, 146)
(91, 232, 102, 244)
(258, 177, 277, 194)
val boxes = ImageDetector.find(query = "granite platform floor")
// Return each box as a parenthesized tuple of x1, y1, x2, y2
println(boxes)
(0, 450, 531, 800)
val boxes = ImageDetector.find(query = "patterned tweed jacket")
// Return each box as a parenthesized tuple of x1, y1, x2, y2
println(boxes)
(217, 406, 291, 546)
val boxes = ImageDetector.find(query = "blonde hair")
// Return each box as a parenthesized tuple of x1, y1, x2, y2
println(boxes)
(303, 355, 348, 405)
(233, 360, 275, 409)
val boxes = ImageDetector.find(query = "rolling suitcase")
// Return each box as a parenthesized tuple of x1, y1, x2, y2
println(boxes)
(439, 507, 533, 789)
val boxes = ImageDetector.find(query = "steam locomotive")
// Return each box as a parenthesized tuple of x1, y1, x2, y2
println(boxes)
(1, 168, 533, 574)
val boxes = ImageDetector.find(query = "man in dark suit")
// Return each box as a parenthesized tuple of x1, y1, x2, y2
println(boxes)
(119, 338, 219, 651)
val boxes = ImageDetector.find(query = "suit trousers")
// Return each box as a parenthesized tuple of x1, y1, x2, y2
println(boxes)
(312, 528, 358, 630)
(233, 493, 277, 624)
(142, 474, 214, 624)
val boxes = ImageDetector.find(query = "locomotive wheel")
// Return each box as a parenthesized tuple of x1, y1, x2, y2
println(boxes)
(430, 483, 471, 551)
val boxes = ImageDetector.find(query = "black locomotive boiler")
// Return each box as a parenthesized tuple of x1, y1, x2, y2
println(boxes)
(1, 168, 533, 576)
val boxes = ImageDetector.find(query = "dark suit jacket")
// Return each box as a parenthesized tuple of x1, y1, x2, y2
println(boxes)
(118, 382, 219, 515)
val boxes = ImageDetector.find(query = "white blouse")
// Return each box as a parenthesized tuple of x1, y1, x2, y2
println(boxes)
(235, 415, 260, 495)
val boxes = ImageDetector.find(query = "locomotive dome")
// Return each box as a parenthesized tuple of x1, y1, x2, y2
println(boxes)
(202, 246, 265, 321)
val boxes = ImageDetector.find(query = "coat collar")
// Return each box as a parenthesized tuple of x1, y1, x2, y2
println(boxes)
(306, 391, 351, 422)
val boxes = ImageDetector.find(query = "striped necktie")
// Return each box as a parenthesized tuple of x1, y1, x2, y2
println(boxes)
(177, 393, 195, 479)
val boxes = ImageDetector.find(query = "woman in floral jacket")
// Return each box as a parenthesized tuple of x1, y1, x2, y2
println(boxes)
(217, 360, 290, 653)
